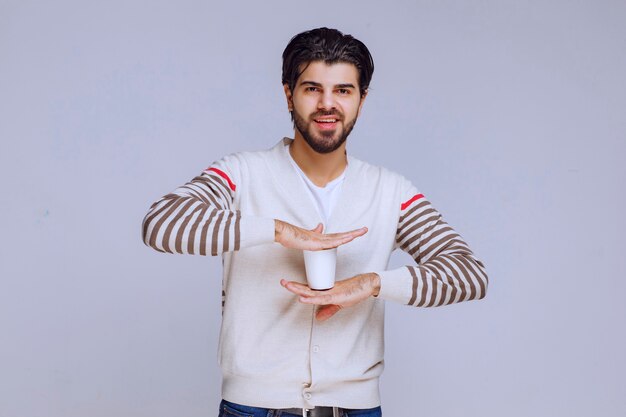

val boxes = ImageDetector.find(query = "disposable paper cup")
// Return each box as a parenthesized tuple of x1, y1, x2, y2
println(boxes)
(303, 248, 337, 290)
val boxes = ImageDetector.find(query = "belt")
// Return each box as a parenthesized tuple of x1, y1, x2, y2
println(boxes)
(281, 406, 341, 417)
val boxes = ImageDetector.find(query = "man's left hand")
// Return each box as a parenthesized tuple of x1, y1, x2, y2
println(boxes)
(280, 273, 381, 321)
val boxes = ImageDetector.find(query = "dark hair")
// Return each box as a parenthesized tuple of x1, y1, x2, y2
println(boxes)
(282, 27, 374, 97)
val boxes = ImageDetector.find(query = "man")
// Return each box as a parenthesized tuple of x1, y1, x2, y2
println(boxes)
(142, 27, 488, 417)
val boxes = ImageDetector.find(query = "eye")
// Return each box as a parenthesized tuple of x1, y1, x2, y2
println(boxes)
(305, 86, 319, 92)
(337, 88, 350, 95)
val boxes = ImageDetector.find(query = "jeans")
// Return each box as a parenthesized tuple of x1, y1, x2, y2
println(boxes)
(218, 399, 382, 417)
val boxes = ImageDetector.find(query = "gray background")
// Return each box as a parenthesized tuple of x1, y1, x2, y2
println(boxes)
(1, 0, 625, 416)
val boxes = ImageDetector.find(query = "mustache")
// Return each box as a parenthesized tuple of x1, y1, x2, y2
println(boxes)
(311, 111, 343, 119)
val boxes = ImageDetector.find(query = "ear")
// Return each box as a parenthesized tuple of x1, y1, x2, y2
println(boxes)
(357, 90, 368, 116)
(283, 84, 293, 111)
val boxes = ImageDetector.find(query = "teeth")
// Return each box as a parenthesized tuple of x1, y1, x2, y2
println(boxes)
(316, 119, 337, 123)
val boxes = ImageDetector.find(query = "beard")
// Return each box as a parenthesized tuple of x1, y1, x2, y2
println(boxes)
(293, 108, 358, 154)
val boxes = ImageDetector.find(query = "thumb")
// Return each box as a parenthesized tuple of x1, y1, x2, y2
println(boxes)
(316, 304, 342, 321)
(310, 223, 324, 234)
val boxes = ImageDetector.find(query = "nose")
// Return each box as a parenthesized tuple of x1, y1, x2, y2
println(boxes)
(317, 90, 336, 111)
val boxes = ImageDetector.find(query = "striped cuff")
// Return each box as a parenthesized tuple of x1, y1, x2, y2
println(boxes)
(375, 266, 415, 305)
(238, 216, 276, 249)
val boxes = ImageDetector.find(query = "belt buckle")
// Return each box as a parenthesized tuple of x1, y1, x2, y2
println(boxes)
(301, 407, 340, 417)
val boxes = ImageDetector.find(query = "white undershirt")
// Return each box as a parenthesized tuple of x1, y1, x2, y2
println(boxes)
(284, 144, 346, 226)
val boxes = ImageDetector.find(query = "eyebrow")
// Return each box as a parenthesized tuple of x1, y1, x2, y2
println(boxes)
(300, 81, 356, 89)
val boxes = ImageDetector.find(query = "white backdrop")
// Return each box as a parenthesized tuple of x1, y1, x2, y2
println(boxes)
(1, 1, 625, 416)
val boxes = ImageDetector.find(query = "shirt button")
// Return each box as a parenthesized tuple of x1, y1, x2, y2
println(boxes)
(304, 393, 312, 400)
(312, 345, 320, 353)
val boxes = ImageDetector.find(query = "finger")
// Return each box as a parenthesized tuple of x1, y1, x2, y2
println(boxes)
(280, 278, 308, 290)
(310, 223, 324, 234)
(317, 236, 360, 250)
(299, 292, 335, 305)
(320, 227, 368, 247)
(316, 304, 342, 321)
(281, 279, 317, 297)
(325, 226, 368, 240)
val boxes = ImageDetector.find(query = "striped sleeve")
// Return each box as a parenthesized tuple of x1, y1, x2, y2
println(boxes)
(376, 183, 488, 307)
(141, 157, 275, 256)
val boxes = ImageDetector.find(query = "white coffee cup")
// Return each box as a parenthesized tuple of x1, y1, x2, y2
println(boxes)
(303, 248, 337, 290)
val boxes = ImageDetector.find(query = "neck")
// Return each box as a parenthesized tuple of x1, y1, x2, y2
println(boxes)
(289, 132, 347, 188)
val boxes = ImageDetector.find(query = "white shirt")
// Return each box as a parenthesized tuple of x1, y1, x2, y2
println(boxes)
(284, 144, 346, 226)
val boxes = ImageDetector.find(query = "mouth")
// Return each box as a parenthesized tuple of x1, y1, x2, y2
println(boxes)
(313, 117, 340, 130)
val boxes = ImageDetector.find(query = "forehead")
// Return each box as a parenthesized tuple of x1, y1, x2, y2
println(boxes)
(297, 61, 359, 86)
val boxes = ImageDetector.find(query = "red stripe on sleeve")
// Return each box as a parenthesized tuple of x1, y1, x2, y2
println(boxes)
(206, 167, 236, 192)
(401, 193, 424, 210)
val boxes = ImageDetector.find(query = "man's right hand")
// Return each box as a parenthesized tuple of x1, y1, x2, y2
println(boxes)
(274, 220, 367, 251)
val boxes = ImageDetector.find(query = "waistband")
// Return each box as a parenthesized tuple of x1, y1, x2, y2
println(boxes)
(221, 373, 381, 409)
(220, 400, 382, 417)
